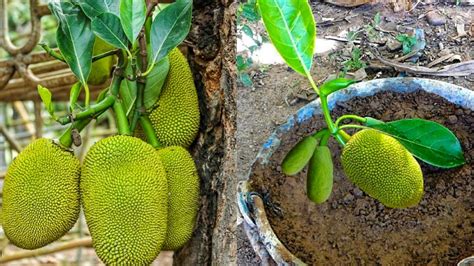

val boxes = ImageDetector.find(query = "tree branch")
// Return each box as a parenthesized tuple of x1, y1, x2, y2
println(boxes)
(0, 238, 92, 264)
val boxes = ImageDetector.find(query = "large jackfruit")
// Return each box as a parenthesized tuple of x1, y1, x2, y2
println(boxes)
(81, 136, 168, 265)
(3, 138, 80, 249)
(147, 48, 200, 147)
(341, 129, 423, 208)
(157, 146, 199, 251)
(87, 37, 115, 85)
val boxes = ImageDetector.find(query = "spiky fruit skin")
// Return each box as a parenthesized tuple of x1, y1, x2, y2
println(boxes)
(81, 136, 168, 265)
(157, 146, 199, 251)
(87, 38, 115, 85)
(341, 129, 424, 208)
(3, 138, 80, 249)
(148, 48, 200, 147)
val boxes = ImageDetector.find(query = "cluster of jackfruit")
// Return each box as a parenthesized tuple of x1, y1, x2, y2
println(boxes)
(2, 48, 201, 264)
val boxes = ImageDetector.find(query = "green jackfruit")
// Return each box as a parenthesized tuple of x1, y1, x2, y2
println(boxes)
(307, 146, 333, 204)
(3, 138, 80, 249)
(282, 135, 318, 176)
(157, 146, 199, 251)
(88, 38, 115, 85)
(147, 48, 200, 147)
(81, 136, 168, 265)
(341, 129, 423, 208)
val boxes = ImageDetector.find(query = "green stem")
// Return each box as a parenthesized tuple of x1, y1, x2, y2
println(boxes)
(319, 131, 331, 146)
(113, 100, 131, 135)
(305, 72, 320, 95)
(338, 124, 368, 130)
(130, 80, 145, 132)
(334, 114, 366, 128)
(40, 43, 118, 63)
(57, 95, 115, 125)
(139, 116, 161, 148)
(58, 118, 92, 148)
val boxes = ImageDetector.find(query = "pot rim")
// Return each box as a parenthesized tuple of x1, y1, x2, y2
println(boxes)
(237, 77, 474, 265)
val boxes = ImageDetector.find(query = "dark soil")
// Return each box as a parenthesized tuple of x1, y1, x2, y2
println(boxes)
(249, 90, 473, 265)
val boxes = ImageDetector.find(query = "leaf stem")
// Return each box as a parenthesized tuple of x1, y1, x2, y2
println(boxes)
(39, 43, 119, 63)
(58, 118, 92, 148)
(113, 100, 132, 135)
(140, 116, 161, 148)
(57, 95, 115, 125)
(334, 114, 366, 128)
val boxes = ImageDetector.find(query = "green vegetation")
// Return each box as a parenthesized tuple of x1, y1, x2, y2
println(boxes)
(396, 34, 418, 54)
(158, 146, 199, 251)
(81, 135, 168, 265)
(3, 138, 80, 249)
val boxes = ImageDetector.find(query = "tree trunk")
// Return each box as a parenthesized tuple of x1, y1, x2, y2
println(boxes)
(174, 0, 237, 265)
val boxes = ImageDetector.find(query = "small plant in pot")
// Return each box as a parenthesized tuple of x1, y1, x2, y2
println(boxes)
(258, 0, 464, 208)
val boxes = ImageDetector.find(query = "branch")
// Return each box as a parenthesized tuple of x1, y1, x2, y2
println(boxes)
(0, 238, 92, 264)
(0, 125, 22, 152)
(57, 95, 116, 125)
(39, 43, 119, 63)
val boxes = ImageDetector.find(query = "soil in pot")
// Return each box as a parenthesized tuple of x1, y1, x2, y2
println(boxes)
(250, 90, 473, 265)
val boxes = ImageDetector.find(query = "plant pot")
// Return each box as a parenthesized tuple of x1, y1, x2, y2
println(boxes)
(238, 77, 474, 265)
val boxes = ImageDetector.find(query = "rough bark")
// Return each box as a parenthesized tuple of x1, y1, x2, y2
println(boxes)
(174, 0, 237, 265)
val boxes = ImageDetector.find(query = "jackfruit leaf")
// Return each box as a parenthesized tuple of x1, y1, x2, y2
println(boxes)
(149, 0, 192, 67)
(91, 13, 129, 51)
(119, 64, 137, 117)
(320, 78, 356, 96)
(144, 56, 170, 109)
(69, 82, 82, 112)
(49, 2, 94, 88)
(257, 0, 315, 76)
(38, 85, 55, 119)
(367, 118, 465, 168)
(77, 0, 120, 19)
(120, 0, 146, 43)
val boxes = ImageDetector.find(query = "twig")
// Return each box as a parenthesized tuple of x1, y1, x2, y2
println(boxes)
(0, 238, 92, 263)
(0, 125, 22, 152)
(39, 43, 119, 63)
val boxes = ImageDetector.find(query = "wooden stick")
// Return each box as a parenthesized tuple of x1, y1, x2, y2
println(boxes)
(0, 125, 22, 152)
(0, 238, 93, 264)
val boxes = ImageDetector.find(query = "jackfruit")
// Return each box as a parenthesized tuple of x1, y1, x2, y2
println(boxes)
(341, 129, 423, 208)
(3, 138, 80, 249)
(307, 146, 333, 204)
(81, 135, 168, 265)
(157, 146, 199, 250)
(146, 48, 200, 147)
(282, 135, 318, 176)
(87, 37, 115, 85)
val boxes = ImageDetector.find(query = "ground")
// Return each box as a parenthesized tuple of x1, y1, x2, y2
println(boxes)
(236, 1, 473, 264)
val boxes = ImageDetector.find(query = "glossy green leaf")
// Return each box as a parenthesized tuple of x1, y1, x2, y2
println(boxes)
(69, 82, 82, 112)
(77, 0, 119, 19)
(282, 135, 318, 176)
(149, 0, 192, 67)
(257, 0, 315, 76)
(320, 78, 356, 96)
(144, 56, 170, 109)
(49, 2, 94, 88)
(91, 13, 129, 50)
(37, 85, 55, 118)
(119, 64, 137, 117)
(120, 0, 146, 43)
(367, 118, 465, 168)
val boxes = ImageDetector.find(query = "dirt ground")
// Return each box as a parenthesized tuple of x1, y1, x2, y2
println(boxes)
(237, 1, 473, 264)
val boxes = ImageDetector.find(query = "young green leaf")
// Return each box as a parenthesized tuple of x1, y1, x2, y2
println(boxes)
(257, 0, 315, 76)
(367, 118, 465, 168)
(37, 85, 55, 119)
(320, 78, 356, 96)
(144, 56, 170, 109)
(307, 146, 334, 204)
(91, 13, 129, 51)
(149, 0, 192, 67)
(77, 0, 120, 19)
(239, 73, 253, 87)
(49, 2, 94, 89)
(69, 82, 82, 112)
(282, 135, 318, 176)
(120, 0, 146, 43)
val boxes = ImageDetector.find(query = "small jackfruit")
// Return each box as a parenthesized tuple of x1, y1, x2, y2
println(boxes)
(307, 146, 334, 204)
(3, 138, 80, 249)
(341, 129, 423, 208)
(81, 136, 168, 265)
(147, 48, 200, 147)
(87, 37, 115, 85)
(157, 146, 199, 251)
(282, 135, 318, 176)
